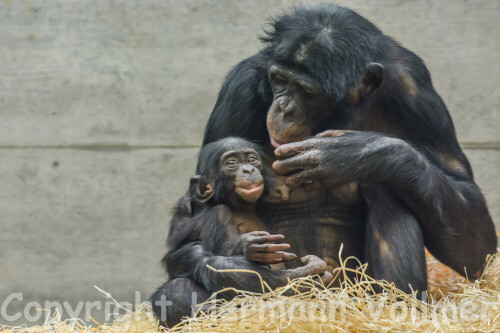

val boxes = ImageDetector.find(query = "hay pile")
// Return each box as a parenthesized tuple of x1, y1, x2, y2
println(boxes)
(2, 253, 500, 333)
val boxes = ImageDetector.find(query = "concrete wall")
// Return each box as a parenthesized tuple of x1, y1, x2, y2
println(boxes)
(0, 0, 498, 325)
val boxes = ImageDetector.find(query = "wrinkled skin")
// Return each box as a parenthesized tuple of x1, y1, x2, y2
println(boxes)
(233, 231, 292, 263)
(273, 131, 404, 189)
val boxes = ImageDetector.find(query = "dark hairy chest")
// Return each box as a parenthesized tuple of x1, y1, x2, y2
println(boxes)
(258, 181, 366, 269)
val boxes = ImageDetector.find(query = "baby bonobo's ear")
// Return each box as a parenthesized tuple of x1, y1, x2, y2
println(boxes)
(189, 175, 214, 202)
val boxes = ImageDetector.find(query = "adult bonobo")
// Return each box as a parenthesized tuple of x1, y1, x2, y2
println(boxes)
(152, 3, 496, 327)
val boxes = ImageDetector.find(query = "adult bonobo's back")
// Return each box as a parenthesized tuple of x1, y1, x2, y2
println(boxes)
(202, 4, 496, 285)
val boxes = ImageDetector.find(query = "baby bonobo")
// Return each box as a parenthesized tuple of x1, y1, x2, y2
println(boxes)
(189, 137, 296, 268)
(151, 137, 332, 328)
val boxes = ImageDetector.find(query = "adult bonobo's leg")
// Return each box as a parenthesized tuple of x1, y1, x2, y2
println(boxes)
(150, 278, 211, 328)
(362, 186, 427, 295)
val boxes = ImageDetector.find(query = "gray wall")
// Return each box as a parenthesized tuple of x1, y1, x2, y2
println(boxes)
(0, 0, 498, 325)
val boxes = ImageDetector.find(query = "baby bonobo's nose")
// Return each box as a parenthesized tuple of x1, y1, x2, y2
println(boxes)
(242, 166, 254, 174)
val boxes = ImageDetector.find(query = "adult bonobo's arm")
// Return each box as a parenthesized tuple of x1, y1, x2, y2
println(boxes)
(202, 54, 271, 146)
(273, 119, 497, 278)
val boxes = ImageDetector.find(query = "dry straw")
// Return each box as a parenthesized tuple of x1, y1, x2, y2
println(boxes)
(2, 251, 500, 333)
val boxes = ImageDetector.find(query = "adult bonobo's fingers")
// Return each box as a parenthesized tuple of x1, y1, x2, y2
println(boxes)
(302, 181, 322, 192)
(272, 150, 321, 176)
(274, 140, 317, 159)
(251, 243, 291, 253)
(284, 168, 321, 189)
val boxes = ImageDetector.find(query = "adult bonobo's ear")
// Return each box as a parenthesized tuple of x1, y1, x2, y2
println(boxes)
(362, 62, 384, 95)
(189, 175, 214, 203)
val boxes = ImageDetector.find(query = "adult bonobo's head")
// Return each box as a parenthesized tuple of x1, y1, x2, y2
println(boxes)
(190, 137, 268, 207)
(263, 4, 386, 148)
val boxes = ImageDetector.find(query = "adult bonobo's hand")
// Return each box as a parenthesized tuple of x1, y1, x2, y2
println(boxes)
(238, 231, 297, 264)
(272, 130, 410, 190)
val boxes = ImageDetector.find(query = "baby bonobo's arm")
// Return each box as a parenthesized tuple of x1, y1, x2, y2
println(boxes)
(211, 205, 293, 263)
(218, 206, 295, 267)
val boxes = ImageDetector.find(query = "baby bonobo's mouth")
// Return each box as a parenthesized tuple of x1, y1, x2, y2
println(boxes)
(237, 182, 264, 195)
(235, 180, 264, 203)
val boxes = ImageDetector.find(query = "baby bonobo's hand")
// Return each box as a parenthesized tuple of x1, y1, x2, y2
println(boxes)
(238, 231, 297, 264)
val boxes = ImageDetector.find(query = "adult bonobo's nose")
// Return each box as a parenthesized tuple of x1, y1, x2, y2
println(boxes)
(279, 96, 294, 116)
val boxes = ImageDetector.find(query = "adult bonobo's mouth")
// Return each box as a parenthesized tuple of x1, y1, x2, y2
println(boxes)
(270, 136, 285, 148)
(269, 134, 309, 149)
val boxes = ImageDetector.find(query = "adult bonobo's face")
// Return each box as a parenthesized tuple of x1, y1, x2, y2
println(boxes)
(266, 64, 333, 148)
(221, 148, 264, 204)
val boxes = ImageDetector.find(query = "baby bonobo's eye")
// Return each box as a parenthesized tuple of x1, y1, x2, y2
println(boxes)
(226, 158, 238, 167)
(248, 155, 258, 163)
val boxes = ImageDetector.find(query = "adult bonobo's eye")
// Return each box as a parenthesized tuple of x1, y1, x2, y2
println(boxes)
(303, 87, 316, 96)
(226, 158, 238, 167)
(274, 74, 287, 86)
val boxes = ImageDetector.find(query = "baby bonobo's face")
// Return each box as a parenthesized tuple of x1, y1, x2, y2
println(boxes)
(220, 148, 264, 204)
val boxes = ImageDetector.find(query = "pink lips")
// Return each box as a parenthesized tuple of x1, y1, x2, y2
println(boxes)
(270, 136, 284, 148)
(238, 183, 264, 195)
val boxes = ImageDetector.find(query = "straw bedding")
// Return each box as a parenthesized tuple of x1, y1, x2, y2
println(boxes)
(2, 251, 500, 333)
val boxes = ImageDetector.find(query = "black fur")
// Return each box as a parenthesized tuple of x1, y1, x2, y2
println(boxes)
(201, 3, 496, 273)
(194, 137, 269, 208)
(151, 138, 296, 326)
(152, 4, 497, 327)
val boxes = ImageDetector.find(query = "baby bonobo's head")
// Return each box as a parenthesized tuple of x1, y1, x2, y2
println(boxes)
(190, 137, 267, 207)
